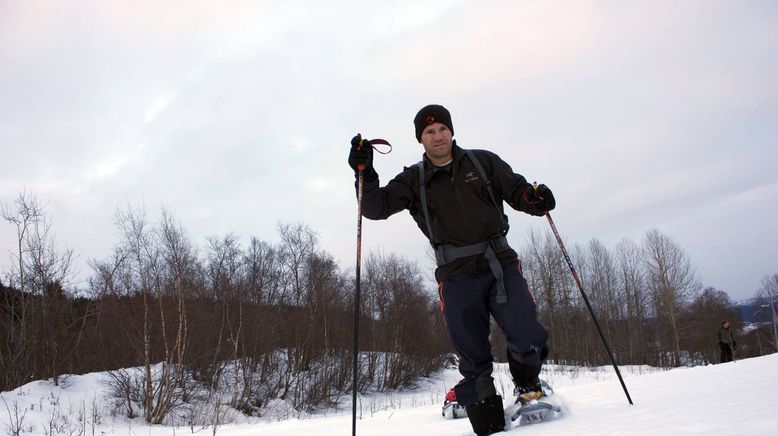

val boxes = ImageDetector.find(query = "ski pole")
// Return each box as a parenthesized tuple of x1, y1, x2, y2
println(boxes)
(352, 160, 364, 436)
(351, 136, 391, 436)
(544, 212, 634, 405)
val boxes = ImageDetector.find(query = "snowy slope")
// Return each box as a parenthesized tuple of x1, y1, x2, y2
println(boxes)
(2, 354, 776, 435)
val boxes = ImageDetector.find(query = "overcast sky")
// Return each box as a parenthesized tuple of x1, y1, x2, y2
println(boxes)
(1, 1, 776, 302)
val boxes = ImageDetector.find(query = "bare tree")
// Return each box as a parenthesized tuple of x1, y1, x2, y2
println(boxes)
(109, 205, 193, 424)
(20, 209, 74, 296)
(522, 230, 566, 359)
(205, 234, 250, 408)
(244, 237, 279, 306)
(1, 191, 45, 389)
(584, 239, 621, 352)
(114, 205, 159, 421)
(24, 208, 74, 386)
(274, 222, 319, 400)
(2, 190, 45, 293)
(304, 251, 342, 355)
(643, 229, 698, 367)
(277, 222, 317, 306)
(1, 190, 76, 387)
(241, 237, 282, 405)
(153, 208, 193, 422)
(757, 274, 778, 352)
(615, 238, 650, 364)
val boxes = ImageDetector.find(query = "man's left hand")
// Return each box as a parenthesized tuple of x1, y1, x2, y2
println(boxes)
(523, 184, 556, 216)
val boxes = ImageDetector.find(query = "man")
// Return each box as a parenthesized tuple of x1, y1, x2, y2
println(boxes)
(348, 104, 556, 435)
(717, 320, 736, 363)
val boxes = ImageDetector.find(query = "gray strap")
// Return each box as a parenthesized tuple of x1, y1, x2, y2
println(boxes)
(435, 235, 510, 265)
(417, 161, 435, 243)
(465, 150, 507, 231)
(435, 241, 488, 265)
(484, 245, 508, 304)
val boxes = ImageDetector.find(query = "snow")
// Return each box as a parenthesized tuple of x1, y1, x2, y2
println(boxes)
(3, 354, 777, 435)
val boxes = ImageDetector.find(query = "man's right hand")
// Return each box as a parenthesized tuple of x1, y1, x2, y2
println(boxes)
(348, 134, 374, 171)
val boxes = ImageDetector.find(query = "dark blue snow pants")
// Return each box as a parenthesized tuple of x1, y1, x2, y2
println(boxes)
(439, 259, 548, 406)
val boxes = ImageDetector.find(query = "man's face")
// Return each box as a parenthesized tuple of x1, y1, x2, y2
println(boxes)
(723, 322, 730, 328)
(420, 122, 453, 165)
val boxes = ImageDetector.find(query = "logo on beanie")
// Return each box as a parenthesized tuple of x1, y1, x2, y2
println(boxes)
(426, 115, 435, 125)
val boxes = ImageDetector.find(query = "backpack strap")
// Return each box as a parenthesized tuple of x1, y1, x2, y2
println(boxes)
(465, 150, 508, 233)
(417, 160, 436, 243)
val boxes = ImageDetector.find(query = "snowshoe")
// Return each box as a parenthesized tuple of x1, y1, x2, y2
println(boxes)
(441, 387, 468, 419)
(512, 400, 561, 425)
(509, 379, 563, 425)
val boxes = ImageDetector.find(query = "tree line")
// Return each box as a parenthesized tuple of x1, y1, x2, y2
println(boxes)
(1, 192, 448, 424)
(1, 191, 776, 424)
(508, 229, 776, 368)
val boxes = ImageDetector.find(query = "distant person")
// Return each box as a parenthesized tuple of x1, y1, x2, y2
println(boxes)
(348, 104, 556, 435)
(717, 320, 736, 363)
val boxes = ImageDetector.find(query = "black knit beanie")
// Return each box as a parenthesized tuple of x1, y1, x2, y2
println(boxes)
(414, 104, 454, 142)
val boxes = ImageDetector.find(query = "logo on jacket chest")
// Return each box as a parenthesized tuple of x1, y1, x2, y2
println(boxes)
(464, 171, 480, 183)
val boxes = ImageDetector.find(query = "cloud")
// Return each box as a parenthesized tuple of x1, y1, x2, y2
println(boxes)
(1, 1, 777, 300)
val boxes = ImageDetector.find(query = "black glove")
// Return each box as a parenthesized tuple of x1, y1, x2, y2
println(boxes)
(522, 184, 556, 216)
(348, 134, 374, 172)
(732, 341, 737, 350)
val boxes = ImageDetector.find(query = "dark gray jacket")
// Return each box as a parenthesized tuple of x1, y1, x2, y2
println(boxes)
(358, 142, 539, 282)
(717, 326, 734, 345)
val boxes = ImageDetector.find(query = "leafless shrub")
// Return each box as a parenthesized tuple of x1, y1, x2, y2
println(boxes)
(2, 397, 32, 436)
(103, 368, 143, 419)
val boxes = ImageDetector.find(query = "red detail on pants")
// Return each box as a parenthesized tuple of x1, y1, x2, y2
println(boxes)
(438, 282, 447, 327)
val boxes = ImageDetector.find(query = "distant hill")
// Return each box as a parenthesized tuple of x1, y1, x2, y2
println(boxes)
(737, 301, 777, 324)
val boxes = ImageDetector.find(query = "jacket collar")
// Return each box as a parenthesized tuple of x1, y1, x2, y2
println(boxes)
(422, 140, 462, 174)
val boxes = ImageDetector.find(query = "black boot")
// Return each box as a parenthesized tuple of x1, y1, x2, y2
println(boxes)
(507, 346, 543, 387)
(465, 395, 505, 435)
(507, 346, 547, 404)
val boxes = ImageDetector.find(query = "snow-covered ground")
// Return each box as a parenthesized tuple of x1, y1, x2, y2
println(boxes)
(3, 354, 776, 435)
